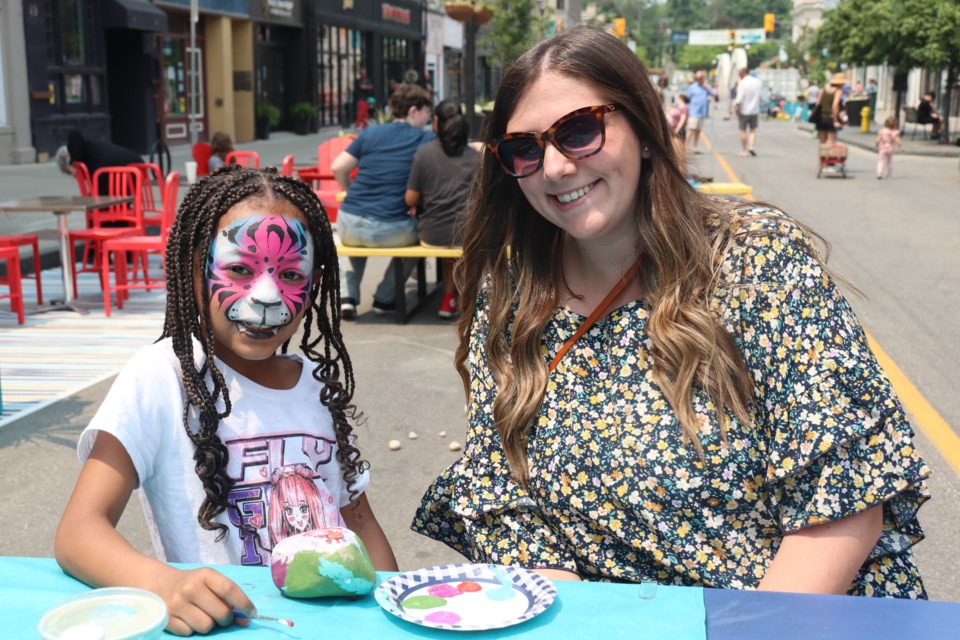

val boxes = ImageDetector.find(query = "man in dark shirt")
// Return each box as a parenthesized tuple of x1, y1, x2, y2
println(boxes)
(916, 92, 942, 138)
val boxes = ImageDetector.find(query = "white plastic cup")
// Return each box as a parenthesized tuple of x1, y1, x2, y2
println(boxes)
(185, 161, 198, 184)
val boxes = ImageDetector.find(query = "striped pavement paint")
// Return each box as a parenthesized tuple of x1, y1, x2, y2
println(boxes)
(0, 261, 165, 428)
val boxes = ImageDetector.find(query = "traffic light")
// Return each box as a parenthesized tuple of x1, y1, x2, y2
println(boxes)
(613, 18, 626, 39)
(728, 29, 737, 50)
(764, 13, 776, 33)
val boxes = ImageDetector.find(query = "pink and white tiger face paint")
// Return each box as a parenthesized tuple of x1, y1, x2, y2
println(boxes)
(207, 214, 314, 338)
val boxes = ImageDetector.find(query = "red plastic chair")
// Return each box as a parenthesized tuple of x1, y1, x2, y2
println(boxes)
(129, 162, 165, 228)
(0, 246, 25, 324)
(101, 171, 180, 316)
(193, 142, 212, 177)
(0, 235, 43, 304)
(281, 154, 295, 176)
(225, 150, 260, 168)
(68, 166, 143, 297)
(71, 161, 93, 196)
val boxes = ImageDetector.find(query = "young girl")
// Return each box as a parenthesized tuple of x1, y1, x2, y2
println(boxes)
(56, 166, 398, 636)
(876, 116, 903, 179)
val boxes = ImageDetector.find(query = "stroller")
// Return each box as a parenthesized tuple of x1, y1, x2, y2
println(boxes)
(817, 143, 848, 178)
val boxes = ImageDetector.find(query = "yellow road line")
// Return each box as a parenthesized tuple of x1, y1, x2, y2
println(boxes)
(706, 132, 959, 476)
(868, 336, 960, 476)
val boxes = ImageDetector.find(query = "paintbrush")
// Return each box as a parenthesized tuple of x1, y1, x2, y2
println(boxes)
(233, 610, 295, 627)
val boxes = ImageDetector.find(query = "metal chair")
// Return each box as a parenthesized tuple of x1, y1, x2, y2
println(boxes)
(225, 150, 260, 168)
(67, 166, 143, 298)
(0, 235, 43, 304)
(0, 246, 25, 324)
(101, 171, 179, 316)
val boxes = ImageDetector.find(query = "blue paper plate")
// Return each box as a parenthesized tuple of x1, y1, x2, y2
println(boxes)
(375, 563, 557, 631)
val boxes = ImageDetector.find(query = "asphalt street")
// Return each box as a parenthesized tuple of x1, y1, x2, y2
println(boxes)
(1, 114, 957, 600)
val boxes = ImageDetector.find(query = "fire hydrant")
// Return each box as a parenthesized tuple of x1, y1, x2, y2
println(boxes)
(861, 106, 871, 132)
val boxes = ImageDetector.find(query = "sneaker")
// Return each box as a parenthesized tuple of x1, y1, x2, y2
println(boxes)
(438, 293, 458, 319)
(341, 297, 357, 320)
(371, 299, 396, 315)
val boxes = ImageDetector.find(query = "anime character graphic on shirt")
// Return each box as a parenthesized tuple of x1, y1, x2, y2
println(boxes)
(268, 464, 342, 546)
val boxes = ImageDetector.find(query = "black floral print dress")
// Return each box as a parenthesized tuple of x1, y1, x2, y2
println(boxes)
(412, 205, 930, 598)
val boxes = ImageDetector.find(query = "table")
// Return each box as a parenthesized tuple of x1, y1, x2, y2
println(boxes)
(3, 557, 958, 639)
(0, 195, 134, 313)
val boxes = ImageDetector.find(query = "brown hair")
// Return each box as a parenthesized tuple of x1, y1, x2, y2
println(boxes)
(454, 27, 753, 485)
(388, 83, 432, 120)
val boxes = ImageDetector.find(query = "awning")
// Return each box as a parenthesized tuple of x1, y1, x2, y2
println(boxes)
(103, 0, 168, 32)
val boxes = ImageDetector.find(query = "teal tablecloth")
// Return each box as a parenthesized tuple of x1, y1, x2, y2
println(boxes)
(1, 557, 706, 639)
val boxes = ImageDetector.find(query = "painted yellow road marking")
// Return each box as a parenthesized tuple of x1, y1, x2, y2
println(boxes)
(705, 132, 959, 476)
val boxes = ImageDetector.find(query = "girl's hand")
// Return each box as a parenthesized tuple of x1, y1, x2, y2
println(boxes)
(155, 566, 255, 636)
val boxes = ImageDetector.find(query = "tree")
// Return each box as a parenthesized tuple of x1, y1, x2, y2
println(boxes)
(817, 0, 960, 142)
(480, 0, 549, 70)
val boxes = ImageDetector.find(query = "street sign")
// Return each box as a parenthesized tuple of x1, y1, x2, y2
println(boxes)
(671, 30, 689, 44)
(688, 28, 765, 46)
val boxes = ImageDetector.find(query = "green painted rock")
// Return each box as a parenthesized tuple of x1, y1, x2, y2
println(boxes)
(270, 527, 376, 598)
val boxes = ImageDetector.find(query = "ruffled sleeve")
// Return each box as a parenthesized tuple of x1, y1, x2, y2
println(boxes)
(412, 286, 578, 572)
(721, 210, 930, 559)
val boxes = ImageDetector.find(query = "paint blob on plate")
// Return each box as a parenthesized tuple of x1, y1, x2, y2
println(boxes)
(375, 563, 557, 631)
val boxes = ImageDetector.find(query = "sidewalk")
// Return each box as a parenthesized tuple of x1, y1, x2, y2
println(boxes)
(797, 122, 960, 158)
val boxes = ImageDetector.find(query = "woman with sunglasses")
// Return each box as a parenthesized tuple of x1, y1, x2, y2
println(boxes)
(413, 27, 929, 598)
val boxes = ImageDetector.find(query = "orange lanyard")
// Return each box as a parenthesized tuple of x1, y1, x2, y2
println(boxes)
(548, 258, 643, 373)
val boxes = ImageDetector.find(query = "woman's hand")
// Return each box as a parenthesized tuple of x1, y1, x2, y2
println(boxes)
(154, 566, 254, 636)
(758, 505, 883, 595)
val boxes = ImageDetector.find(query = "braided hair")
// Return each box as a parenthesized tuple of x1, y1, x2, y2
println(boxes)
(162, 164, 365, 540)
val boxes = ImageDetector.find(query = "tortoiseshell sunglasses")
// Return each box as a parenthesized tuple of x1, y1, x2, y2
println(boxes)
(487, 104, 619, 178)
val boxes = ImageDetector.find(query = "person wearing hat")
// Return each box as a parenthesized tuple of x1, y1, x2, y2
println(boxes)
(814, 73, 846, 146)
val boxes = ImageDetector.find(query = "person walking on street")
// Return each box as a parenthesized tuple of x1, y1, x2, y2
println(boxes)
(875, 116, 903, 179)
(685, 70, 717, 154)
(815, 74, 845, 147)
(733, 67, 762, 156)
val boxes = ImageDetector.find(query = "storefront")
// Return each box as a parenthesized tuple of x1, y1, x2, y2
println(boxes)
(23, 0, 167, 156)
(311, 0, 424, 127)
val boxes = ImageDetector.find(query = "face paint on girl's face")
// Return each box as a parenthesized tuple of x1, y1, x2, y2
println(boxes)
(207, 215, 314, 338)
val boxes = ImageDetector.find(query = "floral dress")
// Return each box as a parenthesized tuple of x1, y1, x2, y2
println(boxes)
(412, 205, 930, 598)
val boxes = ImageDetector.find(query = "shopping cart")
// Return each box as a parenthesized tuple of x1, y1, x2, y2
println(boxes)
(817, 143, 848, 178)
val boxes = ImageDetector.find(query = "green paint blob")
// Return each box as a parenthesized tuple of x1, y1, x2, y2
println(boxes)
(402, 595, 447, 610)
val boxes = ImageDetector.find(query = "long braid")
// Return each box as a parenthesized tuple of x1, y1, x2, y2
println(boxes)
(161, 165, 367, 539)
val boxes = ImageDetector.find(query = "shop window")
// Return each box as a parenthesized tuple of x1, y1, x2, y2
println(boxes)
(60, 0, 86, 65)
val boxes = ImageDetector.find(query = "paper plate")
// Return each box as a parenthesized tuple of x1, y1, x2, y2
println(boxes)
(38, 587, 167, 640)
(375, 563, 557, 631)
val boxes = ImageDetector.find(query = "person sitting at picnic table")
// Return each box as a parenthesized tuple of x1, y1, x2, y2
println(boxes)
(207, 131, 234, 173)
(412, 27, 931, 598)
(331, 83, 434, 319)
(404, 100, 480, 319)
(916, 92, 942, 139)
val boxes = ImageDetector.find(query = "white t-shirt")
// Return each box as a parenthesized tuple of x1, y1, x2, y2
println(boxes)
(79, 338, 368, 567)
(734, 74, 763, 116)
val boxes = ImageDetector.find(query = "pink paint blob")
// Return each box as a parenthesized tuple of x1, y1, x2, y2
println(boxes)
(424, 611, 462, 625)
(427, 583, 463, 598)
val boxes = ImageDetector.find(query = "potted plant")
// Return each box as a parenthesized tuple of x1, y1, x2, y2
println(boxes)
(291, 102, 315, 136)
(255, 103, 281, 140)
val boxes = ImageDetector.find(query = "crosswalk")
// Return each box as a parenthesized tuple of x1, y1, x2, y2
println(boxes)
(0, 261, 165, 428)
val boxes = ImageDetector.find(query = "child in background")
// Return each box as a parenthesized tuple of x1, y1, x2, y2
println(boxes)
(876, 116, 903, 179)
(208, 131, 233, 174)
(56, 166, 398, 636)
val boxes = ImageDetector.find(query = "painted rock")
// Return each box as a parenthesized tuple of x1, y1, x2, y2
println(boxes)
(270, 527, 376, 598)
